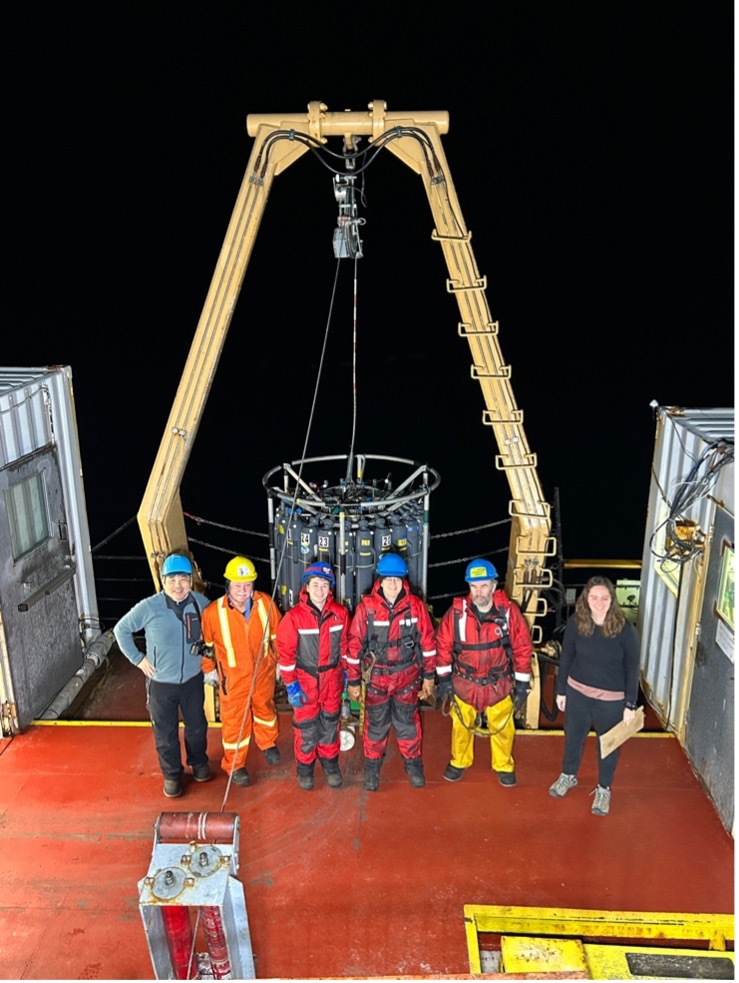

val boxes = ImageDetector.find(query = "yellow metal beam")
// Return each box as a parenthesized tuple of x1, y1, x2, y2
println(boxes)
(382, 124, 554, 637)
(464, 904, 734, 974)
(564, 559, 642, 570)
(137, 124, 310, 586)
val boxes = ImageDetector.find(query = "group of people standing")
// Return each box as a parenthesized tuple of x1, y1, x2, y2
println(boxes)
(113, 549, 640, 817)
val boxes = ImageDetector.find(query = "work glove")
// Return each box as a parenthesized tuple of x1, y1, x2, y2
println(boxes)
(203, 670, 219, 688)
(512, 681, 530, 711)
(437, 676, 454, 701)
(286, 681, 308, 707)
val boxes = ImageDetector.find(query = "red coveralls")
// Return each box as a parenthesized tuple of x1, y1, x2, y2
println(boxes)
(346, 579, 437, 761)
(435, 591, 532, 773)
(201, 592, 282, 775)
(276, 589, 350, 765)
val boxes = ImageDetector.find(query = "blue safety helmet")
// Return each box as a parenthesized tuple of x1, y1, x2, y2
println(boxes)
(161, 554, 193, 578)
(302, 563, 336, 588)
(465, 558, 498, 582)
(376, 552, 408, 578)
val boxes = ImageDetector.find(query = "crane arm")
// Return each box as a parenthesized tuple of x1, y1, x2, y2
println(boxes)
(138, 101, 554, 679)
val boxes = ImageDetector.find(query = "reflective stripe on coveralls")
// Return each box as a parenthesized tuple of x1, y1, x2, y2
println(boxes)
(217, 596, 272, 667)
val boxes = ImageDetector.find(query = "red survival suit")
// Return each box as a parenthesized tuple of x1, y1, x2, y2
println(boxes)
(276, 587, 350, 765)
(347, 578, 437, 761)
(201, 591, 282, 775)
(436, 590, 532, 773)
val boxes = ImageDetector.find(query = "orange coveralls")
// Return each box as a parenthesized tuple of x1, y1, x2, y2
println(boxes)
(201, 592, 282, 775)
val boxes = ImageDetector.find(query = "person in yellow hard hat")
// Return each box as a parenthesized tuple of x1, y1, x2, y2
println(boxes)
(201, 555, 283, 787)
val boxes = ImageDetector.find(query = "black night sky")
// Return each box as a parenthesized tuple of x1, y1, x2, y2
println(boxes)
(5, 3, 734, 611)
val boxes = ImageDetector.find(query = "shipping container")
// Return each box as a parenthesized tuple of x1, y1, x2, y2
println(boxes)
(638, 406, 734, 833)
(0, 366, 102, 733)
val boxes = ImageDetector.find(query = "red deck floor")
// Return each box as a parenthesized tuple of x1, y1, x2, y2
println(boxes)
(0, 659, 733, 981)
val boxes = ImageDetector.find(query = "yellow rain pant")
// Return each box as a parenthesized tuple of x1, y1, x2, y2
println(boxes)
(450, 694, 516, 773)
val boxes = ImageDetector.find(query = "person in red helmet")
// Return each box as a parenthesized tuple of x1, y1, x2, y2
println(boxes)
(201, 555, 282, 788)
(276, 562, 351, 791)
(436, 558, 532, 787)
(346, 552, 437, 791)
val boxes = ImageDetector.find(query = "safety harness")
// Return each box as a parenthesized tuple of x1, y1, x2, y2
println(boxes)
(452, 602, 514, 681)
(295, 604, 343, 678)
(445, 599, 515, 737)
(445, 692, 514, 737)
(361, 604, 422, 675)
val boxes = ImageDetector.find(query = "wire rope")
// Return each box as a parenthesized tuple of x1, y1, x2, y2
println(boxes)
(217, 255, 346, 813)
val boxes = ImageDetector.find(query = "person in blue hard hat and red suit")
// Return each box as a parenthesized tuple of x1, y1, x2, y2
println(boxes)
(435, 558, 533, 787)
(346, 552, 437, 791)
(276, 562, 351, 790)
(113, 551, 211, 799)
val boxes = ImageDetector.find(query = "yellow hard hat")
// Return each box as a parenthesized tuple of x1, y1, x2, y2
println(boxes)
(224, 556, 257, 582)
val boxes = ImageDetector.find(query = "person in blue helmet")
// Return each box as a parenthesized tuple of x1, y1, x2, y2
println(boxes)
(276, 562, 351, 791)
(346, 552, 437, 791)
(435, 558, 533, 787)
(113, 550, 211, 798)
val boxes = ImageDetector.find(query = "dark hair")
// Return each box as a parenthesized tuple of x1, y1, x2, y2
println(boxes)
(574, 576, 625, 638)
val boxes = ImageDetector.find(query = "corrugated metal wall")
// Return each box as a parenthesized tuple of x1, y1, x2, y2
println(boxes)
(0, 368, 53, 465)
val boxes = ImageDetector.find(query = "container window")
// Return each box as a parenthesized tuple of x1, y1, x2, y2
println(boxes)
(4, 472, 51, 560)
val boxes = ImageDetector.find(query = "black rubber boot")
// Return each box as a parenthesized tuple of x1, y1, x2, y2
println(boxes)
(404, 756, 426, 788)
(364, 757, 382, 792)
(297, 761, 315, 791)
(319, 755, 343, 788)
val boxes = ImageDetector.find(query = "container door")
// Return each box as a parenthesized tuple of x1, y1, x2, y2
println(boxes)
(0, 447, 83, 732)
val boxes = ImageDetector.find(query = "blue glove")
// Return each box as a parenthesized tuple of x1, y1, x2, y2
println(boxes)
(512, 681, 529, 710)
(437, 676, 453, 700)
(286, 681, 308, 707)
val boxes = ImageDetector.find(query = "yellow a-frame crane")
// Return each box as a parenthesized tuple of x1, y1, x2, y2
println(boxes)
(137, 101, 555, 720)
